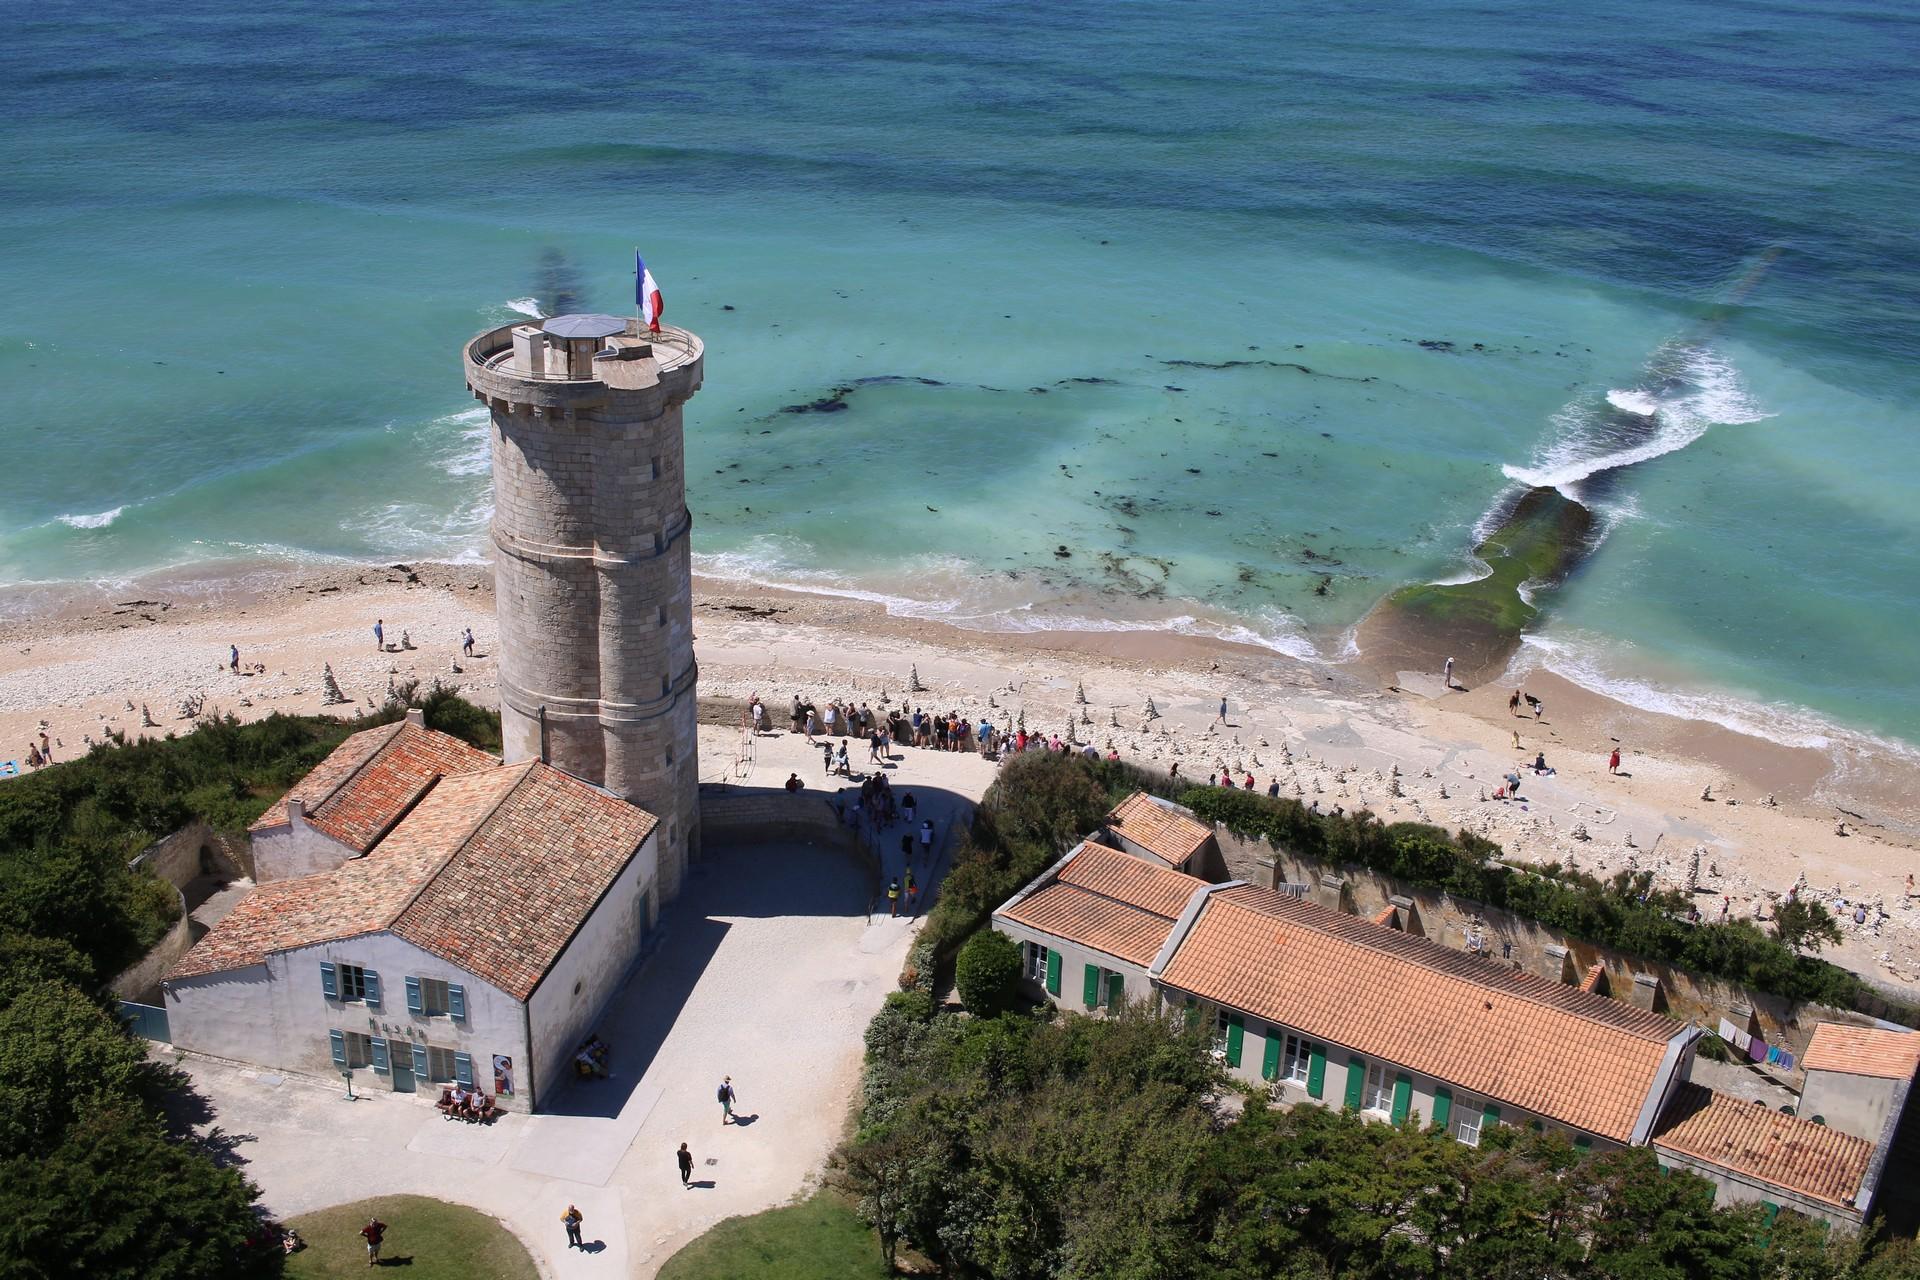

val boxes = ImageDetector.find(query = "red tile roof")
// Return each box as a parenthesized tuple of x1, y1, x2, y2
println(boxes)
(1654, 1083, 1873, 1209)
(250, 720, 497, 852)
(171, 762, 656, 999)
(997, 842, 1206, 968)
(1104, 792, 1213, 867)
(1580, 963, 1606, 993)
(1157, 885, 1682, 1141)
(1801, 1023, 1920, 1080)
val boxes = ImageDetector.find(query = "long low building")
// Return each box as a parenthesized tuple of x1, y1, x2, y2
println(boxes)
(164, 712, 662, 1112)
(992, 792, 1909, 1229)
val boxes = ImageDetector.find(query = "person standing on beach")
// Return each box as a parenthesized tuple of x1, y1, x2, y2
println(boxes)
(718, 1076, 737, 1125)
(1216, 696, 1228, 725)
(1443, 657, 1454, 688)
(562, 1205, 584, 1249)
(1509, 690, 1521, 716)
(373, 619, 384, 651)
(462, 628, 475, 658)
(39, 732, 52, 762)
(1608, 747, 1621, 775)
(678, 1142, 694, 1187)
(229, 644, 240, 672)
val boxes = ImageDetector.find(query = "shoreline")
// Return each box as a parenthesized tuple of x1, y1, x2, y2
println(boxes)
(3, 554, 1917, 993)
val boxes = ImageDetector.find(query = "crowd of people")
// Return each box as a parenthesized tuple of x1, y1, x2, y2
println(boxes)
(751, 692, 1127, 769)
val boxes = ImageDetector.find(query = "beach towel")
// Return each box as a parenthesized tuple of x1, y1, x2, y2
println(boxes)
(1748, 1038, 1768, 1063)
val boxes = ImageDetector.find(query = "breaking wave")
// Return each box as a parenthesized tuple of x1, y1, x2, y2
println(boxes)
(503, 297, 544, 319)
(57, 506, 126, 529)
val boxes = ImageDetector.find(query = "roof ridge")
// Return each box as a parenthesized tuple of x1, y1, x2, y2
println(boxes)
(1218, 892, 1672, 1042)
(1062, 878, 1182, 923)
(386, 760, 537, 930)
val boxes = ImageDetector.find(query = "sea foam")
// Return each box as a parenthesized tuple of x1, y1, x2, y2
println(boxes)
(57, 506, 126, 529)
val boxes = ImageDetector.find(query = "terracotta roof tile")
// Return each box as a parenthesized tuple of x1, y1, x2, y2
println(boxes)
(1157, 885, 1680, 1141)
(250, 721, 497, 852)
(998, 843, 1206, 968)
(1580, 963, 1606, 993)
(1370, 905, 1397, 927)
(170, 762, 655, 999)
(1104, 792, 1212, 867)
(1801, 1024, 1920, 1080)
(1654, 1083, 1873, 1208)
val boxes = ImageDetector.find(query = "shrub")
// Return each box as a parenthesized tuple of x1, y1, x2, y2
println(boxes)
(954, 930, 1023, 1016)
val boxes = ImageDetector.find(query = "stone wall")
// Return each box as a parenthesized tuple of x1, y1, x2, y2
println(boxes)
(1214, 828, 1881, 1073)
(131, 819, 251, 887)
(698, 787, 876, 888)
(110, 905, 192, 1004)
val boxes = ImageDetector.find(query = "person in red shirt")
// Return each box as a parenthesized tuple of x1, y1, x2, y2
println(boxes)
(1608, 748, 1621, 775)
(360, 1218, 387, 1267)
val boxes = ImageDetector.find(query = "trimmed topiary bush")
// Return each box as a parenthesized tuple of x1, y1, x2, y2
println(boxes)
(954, 929, 1023, 1016)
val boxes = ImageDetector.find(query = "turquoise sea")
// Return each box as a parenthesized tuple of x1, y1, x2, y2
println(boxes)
(3, 1, 1918, 751)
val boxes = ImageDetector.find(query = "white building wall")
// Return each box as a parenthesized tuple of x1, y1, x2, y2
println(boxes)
(251, 822, 357, 884)
(992, 916, 1152, 1012)
(165, 933, 534, 1112)
(526, 831, 658, 1108)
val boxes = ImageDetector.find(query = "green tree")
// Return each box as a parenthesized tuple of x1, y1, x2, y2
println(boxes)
(955, 930, 1024, 1016)
(0, 979, 153, 1159)
(1773, 899, 1844, 956)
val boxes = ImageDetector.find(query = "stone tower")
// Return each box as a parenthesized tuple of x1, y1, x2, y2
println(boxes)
(464, 312, 703, 903)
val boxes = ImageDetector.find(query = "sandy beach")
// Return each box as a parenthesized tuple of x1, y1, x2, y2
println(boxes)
(3, 560, 1916, 995)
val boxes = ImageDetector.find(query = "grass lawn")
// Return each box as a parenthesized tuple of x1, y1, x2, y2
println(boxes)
(283, 1195, 538, 1279)
(657, 1190, 894, 1280)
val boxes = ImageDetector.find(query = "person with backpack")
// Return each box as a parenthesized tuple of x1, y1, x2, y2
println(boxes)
(718, 1076, 737, 1125)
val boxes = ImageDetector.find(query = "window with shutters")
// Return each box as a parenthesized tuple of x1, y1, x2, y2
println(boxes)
(1282, 1034, 1313, 1087)
(1213, 1008, 1233, 1054)
(427, 1045, 459, 1083)
(337, 963, 371, 1003)
(1363, 1061, 1393, 1114)
(1024, 942, 1051, 983)
(340, 1031, 373, 1068)
(1452, 1094, 1484, 1146)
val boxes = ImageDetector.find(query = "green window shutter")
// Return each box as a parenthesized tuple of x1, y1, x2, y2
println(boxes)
(1106, 972, 1124, 1011)
(320, 961, 338, 1000)
(1262, 1033, 1282, 1082)
(1482, 1102, 1501, 1132)
(1573, 1135, 1592, 1152)
(370, 1036, 390, 1074)
(1307, 1046, 1326, 1099)
(411, 1042, 429, 1079)
(454, 1052, 474, 1086)
(329, 1029, 346, 1066)
(1391, 1074, 1412, 1125)
(1044, 950, 1061, 996)
(1183, 997, 1199, 1030)
(1225, 1014, 1244, 1067)
(363, 970, 382, 1009)
(1432, 1086, 1452, 1131)
(405, 975, 423, 1015)
(448, 984, 467, 1022)
(1756, 1201, 1779, 1247)
(1083, 964, 1100, 1008)
(1344, 1057, 1366, 1110)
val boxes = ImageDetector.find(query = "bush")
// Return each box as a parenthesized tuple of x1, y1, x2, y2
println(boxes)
(954, 930, 1023, 1016)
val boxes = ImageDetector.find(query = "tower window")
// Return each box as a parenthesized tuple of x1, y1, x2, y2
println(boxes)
(661, 674, 670, 696)
(653, 531, 664, 554)
(657, 605, 666, 627)
(650, 455, 662, 480)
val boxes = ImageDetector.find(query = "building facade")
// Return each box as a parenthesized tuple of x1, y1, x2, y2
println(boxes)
(464, 314, 704, 904)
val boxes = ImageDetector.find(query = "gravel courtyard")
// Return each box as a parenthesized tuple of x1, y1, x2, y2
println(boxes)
(173, 732, 990, 1277)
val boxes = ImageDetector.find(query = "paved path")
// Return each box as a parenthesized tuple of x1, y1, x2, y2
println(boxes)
(177, 731, 994, 1278)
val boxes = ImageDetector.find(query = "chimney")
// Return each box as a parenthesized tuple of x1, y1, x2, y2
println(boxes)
(405, 706, 426, 727)
(286, 797, 306, 830)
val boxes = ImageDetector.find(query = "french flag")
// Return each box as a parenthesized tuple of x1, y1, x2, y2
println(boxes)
(635, 251, 663, 333)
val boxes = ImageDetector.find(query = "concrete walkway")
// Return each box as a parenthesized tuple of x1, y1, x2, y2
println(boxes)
(176, 730, 994, 1278)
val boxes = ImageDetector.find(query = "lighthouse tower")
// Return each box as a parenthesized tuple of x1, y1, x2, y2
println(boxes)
(463, 313, 703, 902)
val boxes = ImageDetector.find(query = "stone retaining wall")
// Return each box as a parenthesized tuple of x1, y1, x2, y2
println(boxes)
(698, 787, 877, 889)
(131, 819, 252, 887)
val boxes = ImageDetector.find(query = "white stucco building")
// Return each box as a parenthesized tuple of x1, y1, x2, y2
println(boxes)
(164, 714, 660, 1112)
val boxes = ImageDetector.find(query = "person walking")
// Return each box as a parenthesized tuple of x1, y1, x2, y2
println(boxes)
(919, 819, 934, 857)
(678, 1142, 694, 1187)
(462, 628, 475, 658)
(1608, 747, 1621, 775)
(887, 877, 900, 917)
(229, 644, 240, 672)
(563, 1205, 584, 1249)
(373, 619, 384, 651)
(901, 792, 917, 826)
(1508, 689, 1521, 716)
(359, 1217, 387, 1267)
(718, 1076, 737, 1125)
(1216, 696, 1228, 725)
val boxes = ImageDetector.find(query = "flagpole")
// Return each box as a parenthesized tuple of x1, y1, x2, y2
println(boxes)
(633, 245, 641, 334)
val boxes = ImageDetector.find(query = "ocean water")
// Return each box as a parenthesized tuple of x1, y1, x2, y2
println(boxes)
(3, 1, 1917, 748)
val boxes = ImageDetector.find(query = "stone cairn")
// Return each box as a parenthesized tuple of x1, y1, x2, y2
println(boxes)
(909, 665, 928, 693)
(320, 663, 350, 706)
